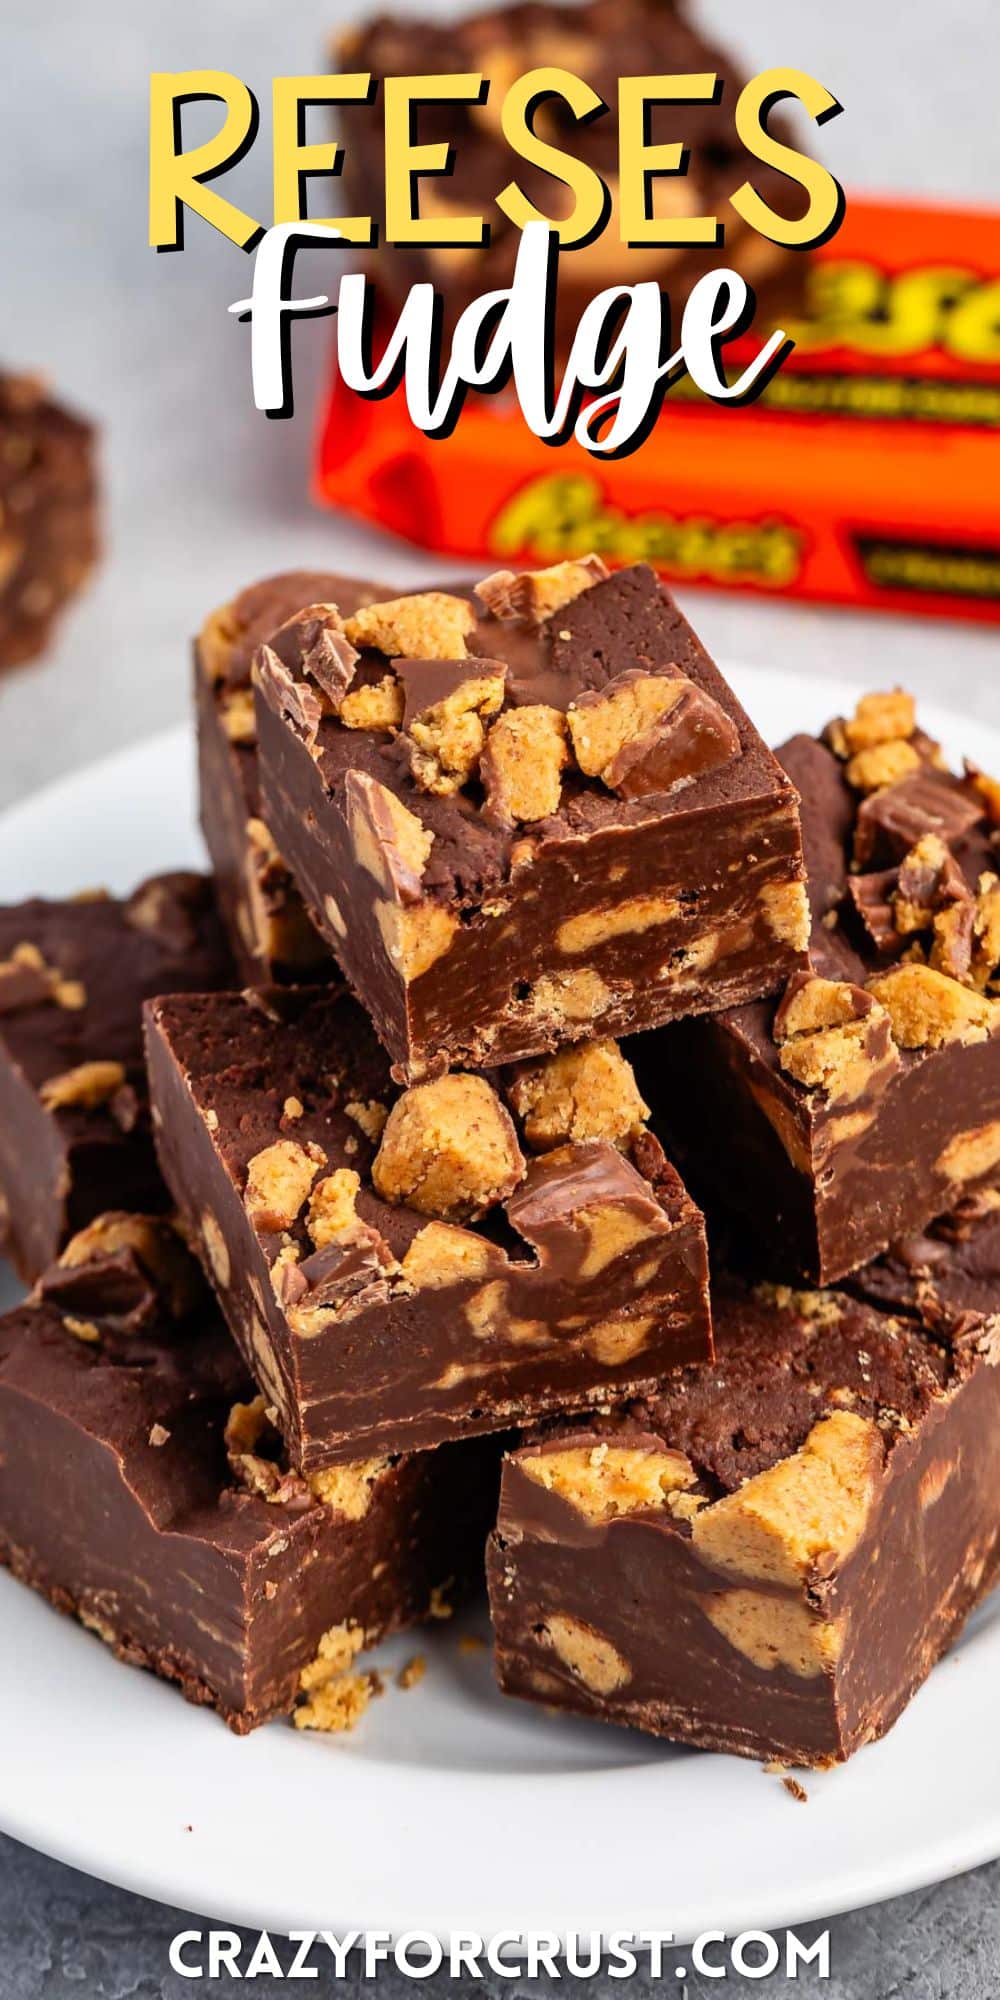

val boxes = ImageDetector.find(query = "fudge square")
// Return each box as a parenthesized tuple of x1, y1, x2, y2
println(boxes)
(196, 568, 385, 983)
(638, 691, 1000, 1284)
(144, 985, 712, 1471)
(0, 873, 231, 1281)
(253, 559, 809, 1081)
(487, 1261, 1000, 1769)
(335, 0, 803, 354)
(0, 1213, 498, 1734)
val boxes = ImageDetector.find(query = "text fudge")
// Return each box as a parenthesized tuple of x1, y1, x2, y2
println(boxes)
(145, 985, 712, 1470)
(254, 560, 808, 1080)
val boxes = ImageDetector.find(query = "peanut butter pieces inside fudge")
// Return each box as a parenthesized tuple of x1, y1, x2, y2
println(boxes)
(0, 1214, 498, 1732)
(144, 984, 711, 1470)
(488, 1272, 1000, 1767)
(0, 370, 98, 670)
(253, 559, 808, 1080)
(639, 690, 1000, 1284)
(0, 873, 232, 1281)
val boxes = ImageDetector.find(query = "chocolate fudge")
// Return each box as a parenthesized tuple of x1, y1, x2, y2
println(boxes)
(0, 1214, 497, 1733)
(196, 569, 385, 982)
(335, 0, 805, 354)
(847, 1187, 1000, 1338)
(145, 984, 712, 1470)
(0, 873, 232, 1281)
(487, 1263, 1000, 1768)
(639, 691, 1000, 1283)
(254, 560, 808, 1081)
(0, 370, 98, 670)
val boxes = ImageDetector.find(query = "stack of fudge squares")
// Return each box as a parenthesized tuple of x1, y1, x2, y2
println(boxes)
(1, 558, 998, 1767)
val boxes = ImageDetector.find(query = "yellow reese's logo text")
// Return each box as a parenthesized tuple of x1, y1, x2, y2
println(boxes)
(490, 475, 805, 588)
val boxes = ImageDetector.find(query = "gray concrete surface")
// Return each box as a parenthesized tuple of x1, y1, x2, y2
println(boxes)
(1, 1830, 999, 1997)
(1, 0, 998, 1992)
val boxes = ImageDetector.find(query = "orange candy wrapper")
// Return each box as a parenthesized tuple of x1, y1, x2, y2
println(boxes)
(316, 197, 1000, 621)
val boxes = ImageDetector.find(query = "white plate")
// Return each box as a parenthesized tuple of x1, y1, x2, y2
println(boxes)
(1, 671, 999, 1945)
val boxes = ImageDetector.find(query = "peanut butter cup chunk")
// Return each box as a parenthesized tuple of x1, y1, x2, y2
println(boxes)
(476, 556, 609, 625)
(480, 705, 568, 825)
(345, 591, 476, 660)
(372, 1074, 525, 1220)
(506, 1040, 648, 1152)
